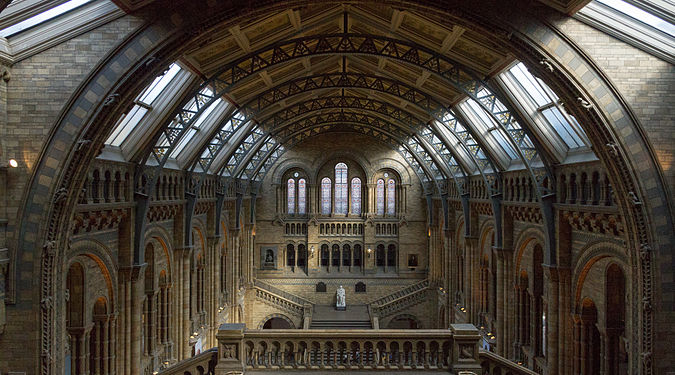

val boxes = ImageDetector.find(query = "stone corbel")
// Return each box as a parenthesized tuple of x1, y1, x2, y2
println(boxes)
(0, 247, 8, 335)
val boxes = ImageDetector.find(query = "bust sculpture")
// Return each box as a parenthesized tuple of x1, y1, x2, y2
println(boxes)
(336, 285, 346, 310)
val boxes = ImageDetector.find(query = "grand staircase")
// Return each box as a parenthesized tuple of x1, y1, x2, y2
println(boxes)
(309, 304, 372, 329)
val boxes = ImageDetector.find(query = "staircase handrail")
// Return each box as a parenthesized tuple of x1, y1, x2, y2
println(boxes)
(479, 349, 540, 375)
(367, 278, 429, 306)
(254, 287, 306, 316)
(157, 347, 217, 375)
(253, 279, 313, 306)
(372, 286, 430, 318)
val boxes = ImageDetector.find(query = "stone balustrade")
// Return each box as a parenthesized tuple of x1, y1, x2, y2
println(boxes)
(254, 288, 306, 317)
(369, 279, 430, 319)
(479, 349, 538, 375)
(157, 347, 217, 375)
(212, 323, 483, 374)
(157, 323, 544, 375)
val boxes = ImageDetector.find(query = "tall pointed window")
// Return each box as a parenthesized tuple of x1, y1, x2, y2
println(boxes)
(287, 179, 295, 214)
(351, 177, 362, 215)
(335, 163, 348, 214)
(376, 179, 385, 215)
(321, 177, 332, 215)
(298, 178, 306, 215)
(387, 179, 396, 215)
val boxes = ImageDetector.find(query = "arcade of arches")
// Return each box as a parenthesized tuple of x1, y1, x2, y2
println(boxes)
(0, 0, 672, 374)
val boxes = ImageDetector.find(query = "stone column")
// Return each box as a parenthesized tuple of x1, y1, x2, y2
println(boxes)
(103, 316, 109, 375)
(494, 250, 504, 356)
(545, 266, 559, 374)
(129, 265, 146, 375)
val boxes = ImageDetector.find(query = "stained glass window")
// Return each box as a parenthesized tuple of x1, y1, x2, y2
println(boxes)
(376, 179, 385, 215)
(335, 163, 348, 214)
(298, 178, 306, 214)
(287, 179, 295, 214)
(387, 179, 396, 215)
(351, 178, 361, 215)
(321, 177, 331, 215)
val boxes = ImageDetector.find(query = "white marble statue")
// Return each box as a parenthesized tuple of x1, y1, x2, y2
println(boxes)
(336, 285, 346, 309)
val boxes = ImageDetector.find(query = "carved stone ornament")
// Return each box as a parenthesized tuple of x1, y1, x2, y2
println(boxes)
(53, 188, 68, 204)
(43, 240, 56, 256)
(459, 344, 474, 359)
(539, 58, 554, 72)
(103, 93, 120, 107)
(576, 97, 592, 109)
(222, 344, 237, 359)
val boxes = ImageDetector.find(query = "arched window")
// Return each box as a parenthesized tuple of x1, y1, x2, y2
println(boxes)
(387, 179, 396, 215)
(342, 244, 351, 267)
(351, 177, 361, 215)
(320, 244, 329, 267)
(376, 179, 385, 215)
(298, 178, 306, 214)
(286, 244, 295, 267)
(376, 244, 385, 267)
(332, 244, 340, 267)
(321, 177, 331, 215)
(387, 244, 397, 269)
(353, 244, 362, 267)
(335, 163, 348, 214)
(287, 178, 295, 214)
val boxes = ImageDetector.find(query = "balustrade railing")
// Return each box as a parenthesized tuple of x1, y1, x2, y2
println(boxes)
(156, 324, 540, 375)
(214, 323, 482, 374)
(479, 349, 538, 375)
(157, 347, 217, 375)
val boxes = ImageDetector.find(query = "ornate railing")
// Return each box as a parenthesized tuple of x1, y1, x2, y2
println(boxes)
(254, 287, 306, 317)
(214, 323, 483, 374)
(156, 324, 543, 374)
(479, 349, 538, 375)
(369, 279, 430, 320)
(253, 279, 313, 307)
(157, 347, 217, 375)
(369, 279, 429, 306)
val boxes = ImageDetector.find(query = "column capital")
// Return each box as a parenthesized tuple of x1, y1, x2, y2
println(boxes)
(542, 264, 571, 281)
(119, 263, 147, 282)
(173, 246, 193, 258)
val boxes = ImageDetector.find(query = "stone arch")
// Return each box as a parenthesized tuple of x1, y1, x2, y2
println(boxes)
(271, 158, 316, 185)
(572, 242, 628, 311)
(9, 2, 670, 372)
(513, 227, 546, 277)
(369, 158, 412, 186)
(144, 225, 173, 277)
(258, 313, 296, 329)
(67, 239, 117, 312)
(386, 314, 422, 329)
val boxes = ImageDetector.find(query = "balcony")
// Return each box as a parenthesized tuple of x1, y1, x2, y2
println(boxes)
(159, 323, 536, 375)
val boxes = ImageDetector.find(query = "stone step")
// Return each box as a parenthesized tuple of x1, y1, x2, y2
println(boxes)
(310, 319, 372, 329)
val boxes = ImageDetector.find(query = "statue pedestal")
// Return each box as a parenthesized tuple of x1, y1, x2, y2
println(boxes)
(335, 305, 346, 311)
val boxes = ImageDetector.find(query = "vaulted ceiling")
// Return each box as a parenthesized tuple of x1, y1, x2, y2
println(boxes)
(105, 0, 594, 195)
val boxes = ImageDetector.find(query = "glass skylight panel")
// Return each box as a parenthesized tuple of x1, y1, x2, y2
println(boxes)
(463, 100, 518, 159)
(0, 0, 94, 37)
(140, 64, 181, 104)
(541, 107, 585, 148)
(105, 105, 148, 146)
(509, 64, 551, 107)
(505, 62, 588, 149)
(105, 63, 186, 148)
(598, 0, 675, 36)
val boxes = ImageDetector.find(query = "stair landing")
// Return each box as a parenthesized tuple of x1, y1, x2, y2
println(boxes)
(310, 304, 372, 329)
